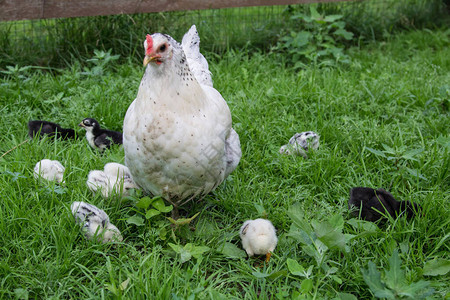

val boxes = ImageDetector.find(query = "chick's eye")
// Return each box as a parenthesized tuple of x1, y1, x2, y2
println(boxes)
(159, 44, 166, 52)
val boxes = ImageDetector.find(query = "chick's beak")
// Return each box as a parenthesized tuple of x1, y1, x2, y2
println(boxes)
(78, 122, 84, 127)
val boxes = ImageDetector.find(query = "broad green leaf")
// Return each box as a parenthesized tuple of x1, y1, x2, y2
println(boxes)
(347, 218, 379, 232)
(219, 242, 246, 259)
(145, 209, 161, 219)
(361, 261, 394, 299)
(402, 148, 424, 161)
(312, 220, 349, 252)
(330, 275, 342, 284)
(287, 204, 313, 235)
(136, 196, 153, 209)
(381, 143, 397, 155)
(405, 167, 428, 181)
(335, 292, 357, 300)
(309, 6, 321, 20)
(300, 278, 313, 293)
(152, 198, 172, 212)
(328, 214, 344, 230)
(287, 258, 307, 277)
(334, 28, 354, 40)
(423, 258, 450, 276)
(324, 14, 343, 22)
(365, 147, 387, 158)
(385, 249, 405, 290)
(252, 271, 270, 278)
(167, 212, 200, 226)
(185, 243, 210, 259)
(126, 215, 145, 226)
(169, 243, 192, 263)
(397, 280, 433, 298)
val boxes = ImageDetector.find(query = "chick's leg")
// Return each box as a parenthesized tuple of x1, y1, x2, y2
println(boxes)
(265, 252, 272, 263)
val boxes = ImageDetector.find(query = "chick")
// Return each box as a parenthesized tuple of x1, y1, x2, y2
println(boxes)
(279, 131, 320, 158)
(240, 218, 278, 262)
(33, 159, 65, 183)
(348, 187, 421, 222)
(87, 163, 138, 198)
(79, 118, 122, 152)
(28, 120, 76, 140)
(71, 201, 123, 243)
(103, 162, 133, 179)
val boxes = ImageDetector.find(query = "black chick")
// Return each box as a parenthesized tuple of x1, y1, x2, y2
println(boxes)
(28, 120, 76, 140)
(348, 187, 421, 222)
(79, 118, 123, 152)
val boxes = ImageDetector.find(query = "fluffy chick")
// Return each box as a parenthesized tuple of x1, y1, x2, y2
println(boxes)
(349, 187, 421, 222)
(79, 118, 122, 152)
(34, 159, 65, 183)
(28, 120, 76, 140)
(240, 218, 278, 262)
(280, 131, 320, 158)
(71, 201, 123, 243)
(87, 163, 138, 198)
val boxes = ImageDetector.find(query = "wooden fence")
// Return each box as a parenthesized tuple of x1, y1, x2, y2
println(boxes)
(0, 0, 348, 21)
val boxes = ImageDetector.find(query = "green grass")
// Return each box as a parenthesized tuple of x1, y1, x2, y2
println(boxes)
(0, 28, 449, 298)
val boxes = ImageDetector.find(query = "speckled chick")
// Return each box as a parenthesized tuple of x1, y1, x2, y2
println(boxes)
(240, 218, 278, 262)
(123, 25, 241, 214)
(71, 201, 123, 243)
(33, 159, 65, 183)
(280, 131, 320, 158)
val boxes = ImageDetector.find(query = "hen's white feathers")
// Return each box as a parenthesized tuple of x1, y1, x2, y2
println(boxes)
(181, 25, 213, 87)
(34, 159, 65, 183)
(123, 25, 241, 206)
(240, 219, 278, 257)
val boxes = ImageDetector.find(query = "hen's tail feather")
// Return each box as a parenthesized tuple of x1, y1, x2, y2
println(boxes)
(181, 25, 213, 87)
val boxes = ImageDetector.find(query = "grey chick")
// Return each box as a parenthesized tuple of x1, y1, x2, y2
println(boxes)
(71, 201, 123, 243)
(280, 131, 320, 158)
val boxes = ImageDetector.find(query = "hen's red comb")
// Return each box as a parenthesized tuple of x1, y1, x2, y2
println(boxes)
(146, 34, 153, 55)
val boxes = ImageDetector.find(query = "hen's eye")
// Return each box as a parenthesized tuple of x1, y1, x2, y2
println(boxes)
(159, 44, 166, 52)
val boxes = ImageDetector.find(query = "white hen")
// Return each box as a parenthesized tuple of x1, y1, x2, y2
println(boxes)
(240, 218, 278, 262)
(123, 25, 241, 215)
(33, 159, 65, 183)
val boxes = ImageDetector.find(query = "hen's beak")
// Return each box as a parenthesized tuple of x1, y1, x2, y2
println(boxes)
(143, 54, 162, 67)
(143, 55, 151, 67)
(78, 122, 85, 127)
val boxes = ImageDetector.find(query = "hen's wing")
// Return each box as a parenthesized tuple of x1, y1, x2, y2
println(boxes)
(181, 25, 213, 87)
(224, 128, 242, 178)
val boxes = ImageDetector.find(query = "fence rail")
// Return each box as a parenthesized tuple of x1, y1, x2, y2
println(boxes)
(0, 0, 347, 21)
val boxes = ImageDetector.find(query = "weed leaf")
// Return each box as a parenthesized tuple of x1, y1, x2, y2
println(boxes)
(423, 258, 450, 276)
(365, 147, 387, 158)
(385, 249, 405, 290)
(127, 215, 145, 226)
(136, 196, 153, 209)
(287, 258, 307, 277)
(219, 242, 246, 259)
(361, 261, 395, 299)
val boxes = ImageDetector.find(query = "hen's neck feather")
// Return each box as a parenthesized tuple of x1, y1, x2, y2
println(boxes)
(136, 48, 206, 111)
